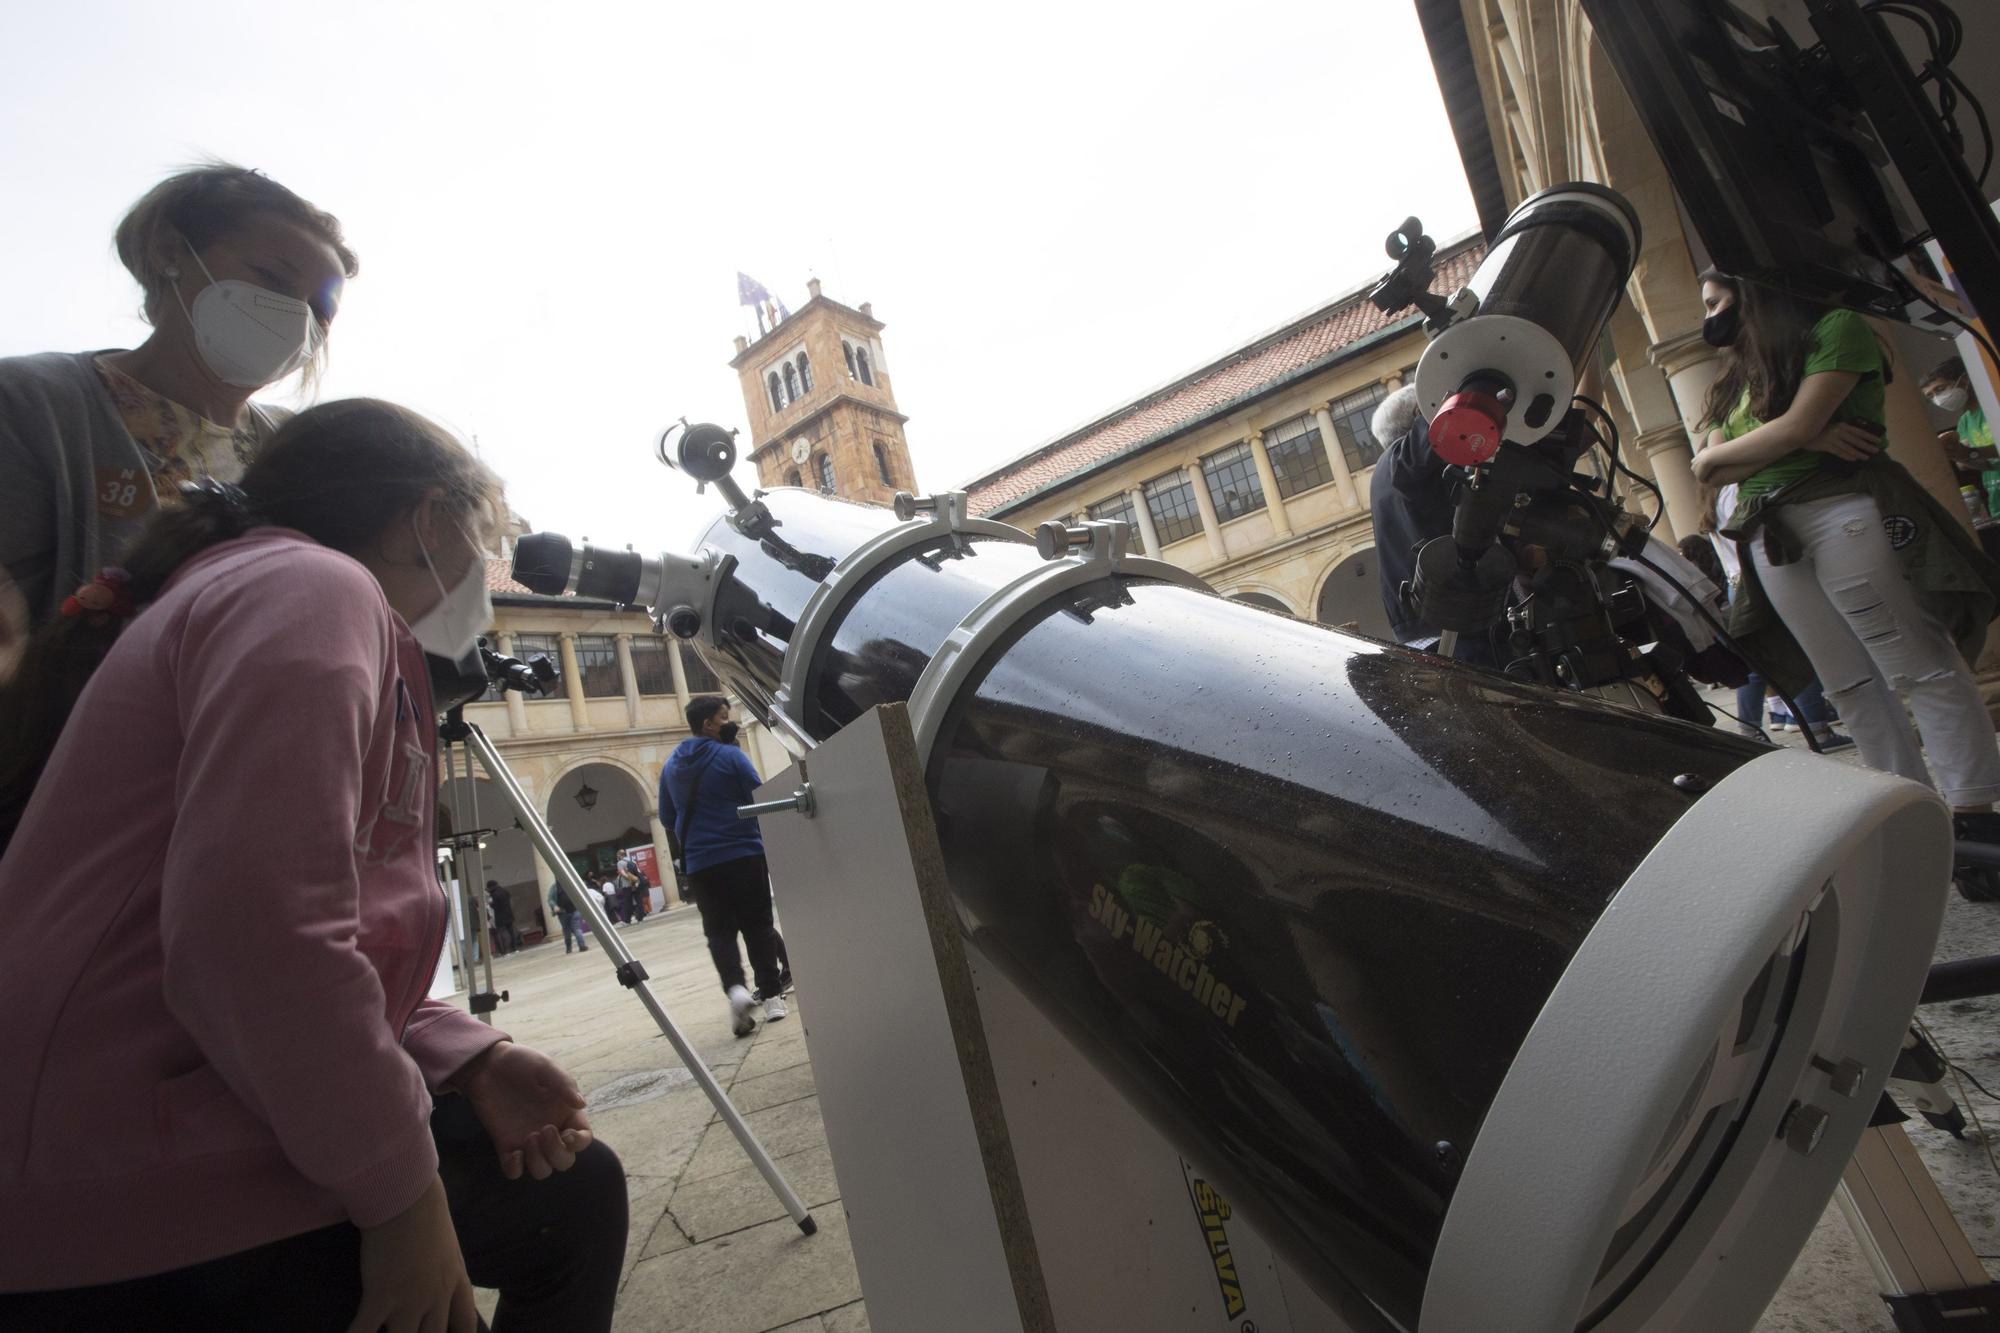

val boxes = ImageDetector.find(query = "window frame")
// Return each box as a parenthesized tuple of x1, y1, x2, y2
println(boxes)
(1264, 414, 1334, 499)
(1199, 440, 1267, 522)
(1086, 493, 1144, 553)
(1142, 469, 1204, 546)
(629, 635, 676, 696)
(816, 452, 836, 492)
(1329, 383, 1391, 473)
(572, 634, 623, 699)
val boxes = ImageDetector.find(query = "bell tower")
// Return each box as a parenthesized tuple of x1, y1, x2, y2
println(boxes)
(731, 279, 918, 506)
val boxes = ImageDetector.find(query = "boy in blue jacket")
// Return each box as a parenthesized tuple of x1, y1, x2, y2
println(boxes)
(659, 696, 787, 1036)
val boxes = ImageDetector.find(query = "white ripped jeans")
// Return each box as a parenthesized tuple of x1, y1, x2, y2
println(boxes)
(1751, 492, 2000, 807)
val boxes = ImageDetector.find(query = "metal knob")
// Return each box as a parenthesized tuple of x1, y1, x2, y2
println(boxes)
(1035, 521, 1094, 560)
(664, 605, 701, 639)
(1779, 1101, 1831, 1156)
(1811, 1055, 1868, 1099)
(893, 492, 932, 522)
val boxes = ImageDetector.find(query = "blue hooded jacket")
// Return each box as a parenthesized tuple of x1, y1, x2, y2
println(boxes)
(658, 737, 765, 874)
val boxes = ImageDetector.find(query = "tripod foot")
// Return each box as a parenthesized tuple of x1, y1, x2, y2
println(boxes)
(798, 1215, 818, 1236)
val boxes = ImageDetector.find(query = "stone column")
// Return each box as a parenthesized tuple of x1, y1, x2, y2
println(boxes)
(1246, 430, 1293, 538)
(667, 640, 691, 713)
(495, 631, 529, 734)
(1645, 332, 1723, 538)
(647, 813, 682, 907)
(557, 633, 590, 730)
(1183, 465, 1228, 561)
(1126, 486, 1162, 555)
(1311, 403, 1361, 509)
(614, 632, 642, 728)
(1631, 428, 1699, 542)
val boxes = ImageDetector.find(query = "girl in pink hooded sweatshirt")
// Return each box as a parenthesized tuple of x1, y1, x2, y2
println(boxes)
(0, 399, 624, 1331)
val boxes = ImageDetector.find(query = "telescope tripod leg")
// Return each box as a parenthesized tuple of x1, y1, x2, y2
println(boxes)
(458, 720, 817, 1235)
(1837, 1122, 2000, 1331)
(441, 733, 504, 1021)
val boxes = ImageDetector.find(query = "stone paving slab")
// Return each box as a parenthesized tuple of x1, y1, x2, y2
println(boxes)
(616, 1207, 862, 1333)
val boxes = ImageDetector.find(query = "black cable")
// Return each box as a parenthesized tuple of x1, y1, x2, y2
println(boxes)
(1954, 1061, 1999, 1103)
(1572, 395, 1666, 530)
(1865, 0, 1989, 185)
(1628, 548, 1827, 755)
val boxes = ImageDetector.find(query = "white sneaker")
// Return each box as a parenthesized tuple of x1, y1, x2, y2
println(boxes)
(728, 984, 757, 1038)
(763, 995, 788, 1022)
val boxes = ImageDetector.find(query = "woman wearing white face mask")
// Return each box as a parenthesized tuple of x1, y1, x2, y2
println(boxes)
(0, 399, 628, 1332)
(0, 162, 356, 642)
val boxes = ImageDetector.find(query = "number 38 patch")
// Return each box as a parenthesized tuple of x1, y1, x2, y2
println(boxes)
(93, 466, 151, 521)
(1882, 514, 1918, 550)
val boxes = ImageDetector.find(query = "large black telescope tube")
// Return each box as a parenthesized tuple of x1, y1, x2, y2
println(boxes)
(654, 488, 1946, 1331)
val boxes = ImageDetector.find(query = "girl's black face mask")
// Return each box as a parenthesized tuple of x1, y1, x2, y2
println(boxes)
(1702, 303, 1741, 348)
(717, 722, 740, 745)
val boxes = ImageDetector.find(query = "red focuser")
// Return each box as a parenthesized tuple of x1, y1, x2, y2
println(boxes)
(1430, 390, 1506, 466)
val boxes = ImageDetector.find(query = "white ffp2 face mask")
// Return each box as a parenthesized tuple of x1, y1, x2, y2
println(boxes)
(175, 238, 321, 389)
(410, 516, 493, 660)
(1931, 386, 1971, 415)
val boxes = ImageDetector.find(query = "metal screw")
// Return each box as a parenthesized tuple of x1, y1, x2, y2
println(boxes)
(1434, 1140, 1461, 1173)
(1778, 1101, 1831, 1156)
(1034, 521, 1095, 560)
(892, 491, 933, 521)
(1672, 773, 1710, 795)
(1513, 491, 1533, 509)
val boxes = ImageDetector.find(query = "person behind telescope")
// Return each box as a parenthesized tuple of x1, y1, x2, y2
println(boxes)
(486, 879, 518, 956)
(549, 879, 590, 954)
(1690, 270, 2000, 835)
(1921, 355, 2000, 514)
(0, 399, 625, 1331)
(659, 696, 788, 1036)
(0, 163, 359, 656)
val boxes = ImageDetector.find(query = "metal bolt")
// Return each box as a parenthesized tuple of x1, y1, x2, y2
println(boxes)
(1779, 1101, 1831, 1156)
(1811, 1055, 1868, 1099)
(1672, 773, 1710, 795)
(892, 491, 933, 522)
(1434, 1140, 1461, 1173)
(1513, 491, 1533, 509)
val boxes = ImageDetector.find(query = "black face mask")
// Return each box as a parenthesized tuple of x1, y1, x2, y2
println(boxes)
(717, 721, 740, 745)
(1702, 304, 1741, 348)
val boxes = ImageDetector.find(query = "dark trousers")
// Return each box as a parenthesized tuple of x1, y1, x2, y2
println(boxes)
(558, 910, 587, 951)
(0, 1095, 627, 1332)
(688, 854, 783, 996)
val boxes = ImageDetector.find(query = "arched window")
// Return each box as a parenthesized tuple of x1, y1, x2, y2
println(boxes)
(855, 347, 874, 386)
(873, 441, 894, 486)
(796, 352, 813, 393)
(816, 453, 836, 492)
(782, 363, 799, 403)
(842, 340, 857, 377)
(786, 468, 803, 487)
(767, 371, 783, 413)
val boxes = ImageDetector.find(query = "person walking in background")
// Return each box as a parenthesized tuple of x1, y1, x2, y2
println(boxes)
(549, 882, 588, 955)
(659, 696, 787, 1037)
(598, 872, 624, 927)
(616, 855, 647, 923)
(485, 880, 517, 956)
(1691, 270, 2000, 834)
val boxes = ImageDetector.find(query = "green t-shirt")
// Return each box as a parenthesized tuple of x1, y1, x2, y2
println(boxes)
(1723, 308, 1886, 500)
(1961, 405, 2000, 512)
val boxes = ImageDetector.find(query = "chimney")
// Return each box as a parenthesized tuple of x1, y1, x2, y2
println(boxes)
(733, 334, 749, 355)
(860, 302, 874, 319)
(807, 277, 823, 300)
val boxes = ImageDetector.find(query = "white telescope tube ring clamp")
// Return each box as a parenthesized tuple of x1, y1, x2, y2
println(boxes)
(906, 519, 1210, 770)
(772, 490, 1026, 732)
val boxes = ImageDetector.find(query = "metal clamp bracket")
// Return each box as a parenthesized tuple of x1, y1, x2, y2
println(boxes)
(739, 781, 815, 820)
(772, 490, 1027, 731)
(906, 520, 1211, 769)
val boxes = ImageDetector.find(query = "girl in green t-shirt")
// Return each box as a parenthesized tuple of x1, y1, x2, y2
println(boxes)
(1689, 271, 2000, 817)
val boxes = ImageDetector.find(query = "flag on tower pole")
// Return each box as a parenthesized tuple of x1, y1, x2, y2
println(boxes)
(737, 272, 791, 336)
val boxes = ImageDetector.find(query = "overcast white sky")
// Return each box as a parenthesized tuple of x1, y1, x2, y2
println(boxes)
(1, 0, 1476, 548)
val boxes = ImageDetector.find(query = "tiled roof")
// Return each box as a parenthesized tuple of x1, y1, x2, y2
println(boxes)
(963, 237, 1485, 515)
(486, 556, 531, 595)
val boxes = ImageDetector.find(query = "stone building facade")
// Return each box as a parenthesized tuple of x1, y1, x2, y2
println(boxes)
(959, 239, 1489, 632)
(731, 280, 918, 506)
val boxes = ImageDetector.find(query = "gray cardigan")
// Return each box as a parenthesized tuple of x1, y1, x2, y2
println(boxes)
(0, 351, 282, 624)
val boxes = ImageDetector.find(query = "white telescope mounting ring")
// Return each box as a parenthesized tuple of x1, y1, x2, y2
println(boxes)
(773, 490, 1028, 729)
(906, 519, 1211, 770)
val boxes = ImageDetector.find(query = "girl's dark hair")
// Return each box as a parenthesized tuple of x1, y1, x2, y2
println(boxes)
(0, 399, 502, 846)
(114, 162, 359, 386)
(1678, 532, 1726, 587)
(1696, 269, 1893, 432)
